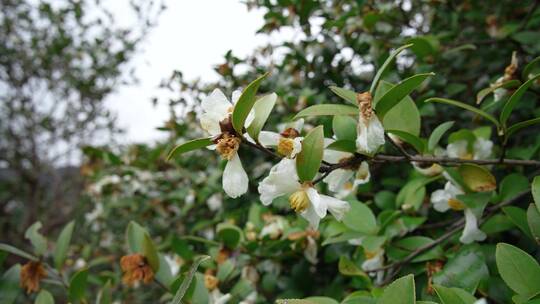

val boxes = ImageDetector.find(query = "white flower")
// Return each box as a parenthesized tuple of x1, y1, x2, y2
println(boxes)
(473, 138, 493, 160)
(322, 144, 370, 198)
(257, 158, 350, 229)
(447, 138, 493, 160)
(164, 254, 182, 276)
(209, 289, 232, 304)
(430, 181, 465, 212)
(474, 299, 488, 304)
(259, 216, 287, 239)
(207, 193, 222, 211)
(362, 248, 385, 285)
(460, 208, 487, 244)
(200, 89, 254, 136)
(259, 119, 304, 159)
(356, 92, 385, 155)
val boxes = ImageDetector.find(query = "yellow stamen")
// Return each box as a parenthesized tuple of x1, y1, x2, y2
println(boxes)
(289, 190, 310, 213)
(448, 198, 466, 211)
(216, 133, 241, 160)
(364, 250, 377, 260)
(277, 138, 295, 157)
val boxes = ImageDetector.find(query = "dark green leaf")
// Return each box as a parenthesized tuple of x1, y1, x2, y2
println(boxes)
(507, 117, 540, 137)
(377, 81, 421, 136)
(534, 176, 540, 212)
(387, 129, 425, 153)
(496, 243, 540, 298)
(0, 243, 38, 261)
(527, 204, 540, 244)
(332, 115, 357, 141)
(503, 206, 533, 240)
(428, 121, 454, 151)
(425, 97, 500, 128)
(232, 72, 269, 133)
(35, 289, 54, 304)
(293, 104, 358, 120)
(329, 86, 357, 105)
(342, 201, 378, 234)
(69, 268, 88, 302)
(216, 223, 243, 249)
(247, 93, 277, 140)
(0, 264, 21, 304)
(476, 80, 520, 104)
(433, 285, 477, 304)
(326, 139, 356, 153)
(500, 74, 540, 127)
(375, 73, 434, 117)
(167, 138, 213, 161)
(523, 56, 540, 79)
(142, 233, 160, 272)
(378, 274, 415, 304)
(171, 255, 210, 304)
(370, 44, 413, 94)
(296, 126, 324, 182)
(54, 221, 74, 270)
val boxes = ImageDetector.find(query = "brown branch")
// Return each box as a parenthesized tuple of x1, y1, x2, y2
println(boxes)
(372, 154, 540, 167)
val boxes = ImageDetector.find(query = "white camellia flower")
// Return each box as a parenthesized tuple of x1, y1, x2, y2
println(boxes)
(259, 119, 304, 159)
(323, 143, 370, 198)
(258, 158, 350, 229)
(199, 89, 256, 198)
(430, 181, 486, 244)
(356, 92, 385, 155)
(447, 138, 493, 160)
(362, 248, 385, 285)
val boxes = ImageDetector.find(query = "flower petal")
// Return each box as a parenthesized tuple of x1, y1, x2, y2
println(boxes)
(290, 137, 303, 158)
(306, 187, 327, 218)
(258, 131, 281, 147)
(231, 89, 242, 104)
(320, 194, 350, 221)
(446, 140, 468, 159)
(222, 153, 248, 198)
(430, 189, 451, 212)
(323, 169, 354, 193)
(300, 204, 322, 229)
(257, 158, 301, 205)
(323, 149, 351, 163)
(354, 161, 371, 186)
(473, 138, 493, 160)
(459, 208, 487, 244)
(356, 115, 385, 154)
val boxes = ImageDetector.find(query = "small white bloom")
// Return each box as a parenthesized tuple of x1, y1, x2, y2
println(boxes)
(259, 216, 287, 239)
(207, 193, 223, 211)
(447, 140, 470, 159)
(258, 158, 350, 229)
(164, 254, 182, 276)
(200, 89, 254, 136)
(259, 120, 303, 159)
(460, 208, 487, 244)
(430, 181, 465, 212)
(473, 138, 493, 160)
(322, 146, 371, 198)
(447, 138, 493, 160)
(356, 92, 385, 155)
(474, 299, 488, 304)
(362, 248, 385, 285)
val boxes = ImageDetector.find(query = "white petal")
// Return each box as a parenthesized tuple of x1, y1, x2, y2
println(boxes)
(356, 115, 385, 154)
(300, 204, 322, 229)
(323, 169, 354, 193)
(202, 89, 232, 114)
(303, 236, 318, 264)
(460, 208, 486, 244)
(290, 137, 303, 158)
(413, 162, 443, 176)
(292, 118, 304, 132)
(473, 138, 493, 160)
(200, 111, 225, 136)
(354, 161, 371, 185)
(244, 109, 256, 129)
(323, 149, 351, 163)
(222, 153, 248, 198)
(447, 140, 468, 159)
(320, 194, 350, 221)
(445, 181, 464, 196)
(430, 188, 451, 212)
(258, 131, 281, 147)
(361, 250, 384, 271)
(257, 158, 301, 205)
(306, 187, 327, 218)
(231, 89, 242, 104)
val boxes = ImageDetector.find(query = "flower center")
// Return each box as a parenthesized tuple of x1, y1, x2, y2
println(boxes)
(216, 133, 241, 160)
(277, 138, 295, 157)
(288, 190, 310, 213)
(461, 152, 473, 160)
(357, 92, 374, 120)
(364, 249, 378, 260)
(448, 198, 466, 211)
(227, 106, 234, 113)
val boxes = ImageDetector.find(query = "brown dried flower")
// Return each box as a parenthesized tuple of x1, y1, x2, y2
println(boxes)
(120, 254, 154, 286)
(20, 261, 47, 294)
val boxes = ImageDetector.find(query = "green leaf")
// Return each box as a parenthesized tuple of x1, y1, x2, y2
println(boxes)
(125, 221, 147, 253)
(377, 81, 421, 136)
(425, 97, 500, 129)
(342, 200, 378, 234)
(329, 86, 357, 105)
(428, 121, 454, 151)
(296, 126, 324, 182)
(498, 173, 529, 202)
(0, 243, 38, 261)
(500, 74, 540, 127)
(370, 44, 413, 94)
(332, 115, 357, 141)
(476, 80, 521, 104)
(387, 130, 425, 153)
(433, 285, 477, 304)
(171, 255, 211, 304)
(377, 274, 415, 304)
(326, 139, 356, 153)
(496, 243, 540, 298)
(0, 264, 21, 304)
(527, 204, 540, 244)
(304, 297, 340, 304)
(216, 223, 244, 249)
(375, 72, 434, 117)
(247, 93, 277, 140)
(458, 164, 496, 192)
(68, 268, 88, 302)
(53, 221, 74, 270)
(293, 104, 358, 120)
(432, 245, 489, 293)
(338, 256, 368, 278)
(155, 254, 173, 288)
(167, 137, 213, 161)
(35, 289, 54, 304)
(216, 260, 235, 282)
(96, 281, 112, 304)
(503, 206, 533, 240)
(142, 233, 160, 272)
(523, 56, 540, 79)
(507, 117, 540, 137)
(232, 72, 269, 133)
(24, 222, 47, 256)
(534, 176, 540, 212)
(407, 36, 439, 58)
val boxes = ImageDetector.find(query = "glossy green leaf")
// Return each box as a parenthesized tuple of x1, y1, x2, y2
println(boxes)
(296, 126, 324, 182)
(498, 173, 529, 202)
(247, 93, 277, 140)
(428, 121, 454, 151)
(0, 264, 21, 304)
(433, 285, 476, 304)
(54, 221, 74, 270)
(232, 72, 269, 134)
(0, 243, 37, 261)
(35, 289, 54, 304)
(507, 117, 540, 137)
(387, 129, 425, 153)
(304, 297, 340, 304)
(125, 221, 147, 253)
(24, 222, 47, 256)
(500, 74, 540, 126)
(69, 268, 88, 302)
(432, 246, 488, 293)
(527, 204, 540, 244)
(338, 256, 368, 278)
(378, 274, 415, 304)
(534, 176, 540, 212)
(167, 137, 213, 161)
(523, 56, 540, 79)
(329, 86, 357, 105)
(171, 255, 210, 304)
(377, 81, 421, 136)
(458, 164, 496, 192)
(496, 243, 540, 298)
(370, 44, 413, 94)
(142, 233, 160, 272)
(332, 115, 357, 141)
(476, 80, 520, 104)
(326, 139, 356, 153)
(375, 72, 434, 117)
(425, 97, 500, 128)
(293, 104, 358, 120)
(216, 260, 235, 282)
(216, 223, 244, 249)
(342, 200, 378, 234)
(503, 206, 533, 240)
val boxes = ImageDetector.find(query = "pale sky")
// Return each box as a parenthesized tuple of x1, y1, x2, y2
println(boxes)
(107, 1, 267, 143)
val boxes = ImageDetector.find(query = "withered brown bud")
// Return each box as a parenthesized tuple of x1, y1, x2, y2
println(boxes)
(120, 254, 154, 286)
(280, 127, 300, 138)
(20, 261, 47, 294)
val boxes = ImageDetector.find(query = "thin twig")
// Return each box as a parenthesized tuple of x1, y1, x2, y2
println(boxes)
(385, 133, 413, 160)
(372, 154, 540, 167)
